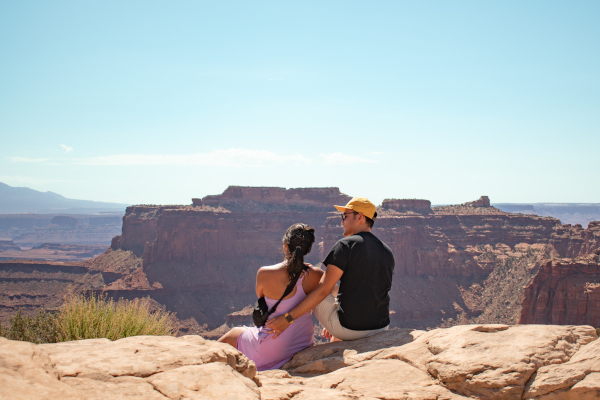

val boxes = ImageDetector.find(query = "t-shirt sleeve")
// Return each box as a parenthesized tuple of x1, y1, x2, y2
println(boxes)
(323, 240, 350, 272)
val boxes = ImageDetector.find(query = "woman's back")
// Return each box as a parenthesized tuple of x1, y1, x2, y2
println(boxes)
(237, 264, 321, 370)
(218, 223, 321, 371)
(258, 262, 323, 302)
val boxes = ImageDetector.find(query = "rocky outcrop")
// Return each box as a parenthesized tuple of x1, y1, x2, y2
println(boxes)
(0, 261, 105, 321)
(380, 199, 432, 213)
(276, 324, 600, 400)
(120, 206, 173, 256)
(0, 250, 141, 320)
(464, 196, 491, 207)
(2, 324, 599, 399)
(519, 251, 600, 327)
(550, 221, 600, 258)
(198, 186, 351, 211)
(0, 335, 258, 400)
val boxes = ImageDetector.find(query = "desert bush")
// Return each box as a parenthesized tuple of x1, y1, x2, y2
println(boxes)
(0, 308, 62, 344)
(58, 292, 177, 341)
(1, 293, 177, 344)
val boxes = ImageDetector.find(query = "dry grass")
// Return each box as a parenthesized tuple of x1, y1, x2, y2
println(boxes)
(0, 292, 177, 343)
(59, 292, 177, 341)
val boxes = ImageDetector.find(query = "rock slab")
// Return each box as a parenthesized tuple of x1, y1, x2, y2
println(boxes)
(2, 324, 600, 399)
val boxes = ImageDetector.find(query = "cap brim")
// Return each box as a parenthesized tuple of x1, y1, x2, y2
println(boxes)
(334, 205, 351, 213)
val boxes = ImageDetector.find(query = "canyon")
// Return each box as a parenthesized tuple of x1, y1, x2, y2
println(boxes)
(1, 186, 599, 336)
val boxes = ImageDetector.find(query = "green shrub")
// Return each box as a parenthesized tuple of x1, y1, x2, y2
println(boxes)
(0, 293, 177, 344)
(0, 308, 61, 344)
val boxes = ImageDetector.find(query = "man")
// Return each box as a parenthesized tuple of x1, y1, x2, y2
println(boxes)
(266, 197, 395, 341)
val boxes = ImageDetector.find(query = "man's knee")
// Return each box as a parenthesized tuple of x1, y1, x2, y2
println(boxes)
(313, 294, 336, 324)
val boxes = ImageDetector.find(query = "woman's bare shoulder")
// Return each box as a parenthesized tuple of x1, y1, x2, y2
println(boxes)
(257, 263, 286, 276)
(305, 264, 324, 279)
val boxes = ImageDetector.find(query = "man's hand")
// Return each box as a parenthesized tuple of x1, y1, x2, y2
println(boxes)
(265, 315, 289, 338)
(264, 264, 343, 340)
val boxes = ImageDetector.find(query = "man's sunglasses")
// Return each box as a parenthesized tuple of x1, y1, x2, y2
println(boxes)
(341, 211, 358, 221)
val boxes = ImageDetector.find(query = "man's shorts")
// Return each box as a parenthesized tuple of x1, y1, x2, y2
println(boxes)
(313, 294, 388, 341)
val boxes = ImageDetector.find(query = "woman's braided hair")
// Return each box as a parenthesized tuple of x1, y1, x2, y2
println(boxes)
(282, 223, 315, 282)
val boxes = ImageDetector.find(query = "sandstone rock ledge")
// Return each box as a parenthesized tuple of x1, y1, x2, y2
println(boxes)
(2, 325, 599, 400)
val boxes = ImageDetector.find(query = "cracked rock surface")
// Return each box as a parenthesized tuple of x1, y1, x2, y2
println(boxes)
(2, 324, 599, 399)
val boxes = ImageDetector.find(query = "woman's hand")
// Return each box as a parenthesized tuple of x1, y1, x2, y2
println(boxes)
(264, 315, 289, 339)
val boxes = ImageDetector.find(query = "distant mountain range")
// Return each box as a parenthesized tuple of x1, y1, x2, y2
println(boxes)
(0, 182, 130, 214)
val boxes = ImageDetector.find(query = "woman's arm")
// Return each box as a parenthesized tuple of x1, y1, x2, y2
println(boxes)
(255, 267, 265, 298)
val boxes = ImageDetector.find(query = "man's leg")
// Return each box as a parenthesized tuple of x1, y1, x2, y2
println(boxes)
(313, 294, 387, 341)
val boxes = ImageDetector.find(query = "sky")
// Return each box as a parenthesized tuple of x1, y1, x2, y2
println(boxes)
(1, 1, 599, 206)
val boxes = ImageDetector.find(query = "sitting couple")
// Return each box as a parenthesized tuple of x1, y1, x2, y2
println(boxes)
(218, 197, 395, 371)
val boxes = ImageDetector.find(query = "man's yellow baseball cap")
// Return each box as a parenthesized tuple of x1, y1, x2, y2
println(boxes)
(334, 197, 377, 219)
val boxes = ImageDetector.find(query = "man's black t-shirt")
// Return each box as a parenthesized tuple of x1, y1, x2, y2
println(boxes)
(323, 232, 394, 331)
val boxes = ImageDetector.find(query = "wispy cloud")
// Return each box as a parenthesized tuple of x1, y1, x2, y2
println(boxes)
(320, 153, 379, 165)
(8, 157, 50, 163)
(60, 144, 73, 153)
(7, 149, 379, 167)
(73, 149, 312, 167)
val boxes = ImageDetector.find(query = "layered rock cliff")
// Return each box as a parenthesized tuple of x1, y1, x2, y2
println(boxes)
(519, 250, 600, 327)
(98, 187, 591, 331)
(550, 221, 600, 258)
(6, 186, 596, 332)
(0, 260, 105, 321)
(112, 193, 342, 329)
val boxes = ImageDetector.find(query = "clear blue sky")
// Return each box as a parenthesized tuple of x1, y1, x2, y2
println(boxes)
(1, 1, 598, 206)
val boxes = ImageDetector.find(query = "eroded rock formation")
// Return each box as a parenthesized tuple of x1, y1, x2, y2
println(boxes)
(380, 198, 432, 213)
(519, 250, 600, 327)
(550, 221, 600, 258)
(0, 250, 140, 321)
(3, 186, 599, 332)
(0, 260, 105, 321)
(86, 187, 600, 331)
(463, 195, 491, 207)
(198, 186, 351, 211)
(2, 324, 599, 399)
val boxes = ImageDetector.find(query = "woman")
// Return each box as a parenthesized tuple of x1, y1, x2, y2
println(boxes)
(218, 223, 324, 371)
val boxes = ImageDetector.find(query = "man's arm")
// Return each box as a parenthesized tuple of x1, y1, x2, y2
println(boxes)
(265, 264, 343, 337)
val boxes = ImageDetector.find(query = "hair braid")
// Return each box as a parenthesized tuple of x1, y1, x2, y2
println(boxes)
(282, 223, 315, 282)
